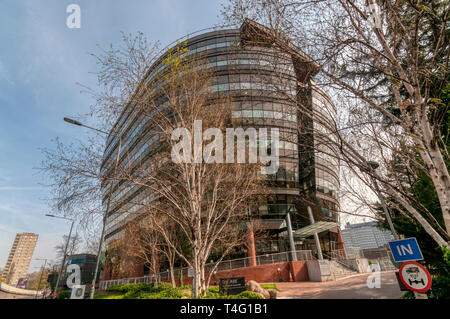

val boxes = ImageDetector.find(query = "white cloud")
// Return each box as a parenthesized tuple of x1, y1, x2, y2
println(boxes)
(0, 186, 41, 191)
(0, 59, 14, 85)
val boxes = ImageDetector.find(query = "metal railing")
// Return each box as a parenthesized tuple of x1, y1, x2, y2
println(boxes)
(330, 249, 349, 260)
(99, 249, 313, 291)
(328, 247, 399, 273)
(323, 252, 359, 273)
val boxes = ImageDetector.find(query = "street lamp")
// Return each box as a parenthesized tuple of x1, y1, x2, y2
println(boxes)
(63, 117, 110, 135)
(34, 258, 47, 299)
(64, 116, 121, 299)
(366, 161, 399, 240)
(46, 214, 75, 297)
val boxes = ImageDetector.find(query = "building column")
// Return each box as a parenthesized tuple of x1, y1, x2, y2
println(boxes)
(247, 226, 257, 267)
(336, 231, 348, 259)
(307, 206, 323, 260)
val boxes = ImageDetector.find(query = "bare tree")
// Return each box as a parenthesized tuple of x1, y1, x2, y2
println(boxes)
(54, 233, 83, 261)
(222, 1, 449, 247)
(38, 32, 162, 271)
(112, 45, 267, 297)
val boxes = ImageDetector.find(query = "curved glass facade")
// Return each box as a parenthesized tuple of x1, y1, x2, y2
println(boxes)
(101, 26, 340, 255)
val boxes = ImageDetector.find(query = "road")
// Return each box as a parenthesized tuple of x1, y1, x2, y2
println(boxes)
(1, 271, 402, 299)
(276, 270, 403, 299)
(0, 291, 34, 299)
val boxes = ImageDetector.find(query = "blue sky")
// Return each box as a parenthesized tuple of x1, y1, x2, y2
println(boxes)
(0, 0, 224, 273)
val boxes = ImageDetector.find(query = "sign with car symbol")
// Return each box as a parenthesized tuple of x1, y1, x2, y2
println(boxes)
(398, 261, 432, 293)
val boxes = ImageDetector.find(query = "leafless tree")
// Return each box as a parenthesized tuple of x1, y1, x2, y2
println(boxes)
(38, 32, 162, 265)
(54, 232, 83, 261)
(41, 29, 268, 297)
(112, 46, 267, 297)
(222, 1, 449, 247)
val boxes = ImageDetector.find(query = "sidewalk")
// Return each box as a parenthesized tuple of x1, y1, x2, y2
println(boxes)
(275, 270, 403, 299)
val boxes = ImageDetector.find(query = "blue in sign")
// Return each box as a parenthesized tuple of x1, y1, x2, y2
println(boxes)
(389, 238, 423, 262)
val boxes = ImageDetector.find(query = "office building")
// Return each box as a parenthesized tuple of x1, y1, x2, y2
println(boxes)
(341, 221, 394, 250)
(101, 20, 342, 278)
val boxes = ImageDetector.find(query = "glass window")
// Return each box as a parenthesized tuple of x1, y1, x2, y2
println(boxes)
(231, 110, 242, 118)
(253, 110, 263, 117)
(263, 110, 274, 118)
(230, 82, 240, 90)
(218, 83, 229, 91)
(273, 111, 283, 120)
(218, 75, 228, 84)
(242, 110, 253, 118)
(241, 82, 252, 90)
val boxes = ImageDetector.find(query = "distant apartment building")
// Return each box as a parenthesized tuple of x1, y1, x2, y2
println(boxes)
(341, 221, 394, 250)
(2, 233, 38, 286)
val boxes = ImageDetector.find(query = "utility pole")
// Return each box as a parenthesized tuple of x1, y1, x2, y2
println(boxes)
(47, 216, 75, 297)
(89, 204, 109, 299)
(35, 258, 47, 299)
(64, 117, 122, 299)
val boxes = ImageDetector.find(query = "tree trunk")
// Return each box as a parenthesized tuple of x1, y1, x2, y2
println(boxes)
(179, 264, 184, 287)
(169, 263, 176, 287)
(152, 253, 159, 289)
(200, 263, 206, 295)
(391, 189, 449, 248)
(418, 118, 450, 236)
(192, 254, 199, 298)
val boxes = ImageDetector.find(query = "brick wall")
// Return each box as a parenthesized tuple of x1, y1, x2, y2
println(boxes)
(101, 256, 144, 281)
(173, 260, 309, 286)
(101, 259, 310, 287)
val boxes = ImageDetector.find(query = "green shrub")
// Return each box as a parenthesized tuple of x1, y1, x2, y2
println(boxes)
(106, 282, 165, 294)
(101, 282, 263, 299)
(260, 284, 278, 291)
(94, 294, 124, 299)
(57, 290, 71, 299)
(207, 286, 220, 294)
(429, 246, 450, 299)
(198, 289, 263, 299)
(125, 285, 183, 299)
(235, 291, 264, 299)
(401, 291, 415, 299)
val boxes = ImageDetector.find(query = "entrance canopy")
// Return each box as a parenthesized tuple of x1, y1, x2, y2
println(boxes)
(293, 221, 337, 238)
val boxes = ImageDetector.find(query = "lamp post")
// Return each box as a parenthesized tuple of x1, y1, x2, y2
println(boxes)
(46, 214, 74, 297)
(34, 258, 47, 299)
(366, 161, 399, 240)
(64, 117, 121, 299)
